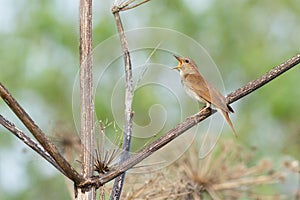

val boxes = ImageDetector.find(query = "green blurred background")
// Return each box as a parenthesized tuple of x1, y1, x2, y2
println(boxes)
(0, 0, 299, 199)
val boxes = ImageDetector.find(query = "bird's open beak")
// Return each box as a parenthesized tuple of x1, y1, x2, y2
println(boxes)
(173, 55, 183, 70)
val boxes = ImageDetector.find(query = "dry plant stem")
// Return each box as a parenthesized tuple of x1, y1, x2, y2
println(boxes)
(97, 109, 215, 184)
(0, 114, 67, 176)
(227, 53, 300, 103)
(78, 53, 300, 189)
(110, 8, 134, 200)
(79, 0, 94, 178)
(212, 172, 282, 190)
(79, 0, 95, 199)
(0, 82, 84, 184)
(118, 0, 151, 11)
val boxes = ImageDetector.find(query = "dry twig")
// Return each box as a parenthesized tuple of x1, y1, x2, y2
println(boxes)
(112, 0, 151, 12)
(110, 5, 134, 200)
(0, 82, 84, 184)
(0, 114, 67, 176)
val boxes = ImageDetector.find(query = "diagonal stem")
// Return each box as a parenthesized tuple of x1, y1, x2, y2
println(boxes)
(0, 82, 84, 184)
(0, 114, 67, 176)
(120, 0, 151, 11)
(227, 53, 300, 103)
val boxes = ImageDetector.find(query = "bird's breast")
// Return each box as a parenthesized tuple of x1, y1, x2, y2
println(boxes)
(181, 80, 207, 104)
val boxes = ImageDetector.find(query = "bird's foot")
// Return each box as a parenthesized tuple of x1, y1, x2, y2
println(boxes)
(191, 106, 211, 123)
(199, 105, 211, 113)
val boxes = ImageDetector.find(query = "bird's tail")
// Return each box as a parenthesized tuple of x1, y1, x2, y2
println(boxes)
(219, 109, 237, 137)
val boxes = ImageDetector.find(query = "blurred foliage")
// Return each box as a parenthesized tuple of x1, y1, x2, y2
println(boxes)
(0, 0, 300, 199)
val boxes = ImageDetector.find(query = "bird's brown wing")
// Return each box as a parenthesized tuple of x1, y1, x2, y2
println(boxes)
(183, 73, 210, 101)
(184, 73, 233, 113)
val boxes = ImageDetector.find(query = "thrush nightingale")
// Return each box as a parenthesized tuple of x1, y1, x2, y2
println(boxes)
(173, 55, 236, 136)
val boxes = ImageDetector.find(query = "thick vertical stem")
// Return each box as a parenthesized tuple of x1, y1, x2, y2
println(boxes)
(79, 0, 95, 199)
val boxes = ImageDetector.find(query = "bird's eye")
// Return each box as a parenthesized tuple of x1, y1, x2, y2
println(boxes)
(184, 59, 190, 63)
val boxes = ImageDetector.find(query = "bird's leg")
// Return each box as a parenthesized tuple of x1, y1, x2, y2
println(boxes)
(192, 103, 212, 123)
(205, 102, 211, 109)
(199, 102, 211, 112)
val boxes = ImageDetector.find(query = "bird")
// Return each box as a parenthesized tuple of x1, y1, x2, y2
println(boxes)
(173, 55, 236, 136)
